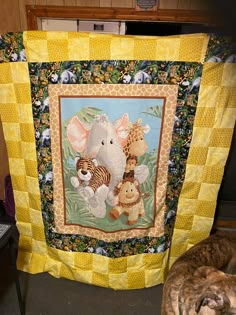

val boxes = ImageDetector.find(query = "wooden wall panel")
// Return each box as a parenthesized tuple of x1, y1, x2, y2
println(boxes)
(0, 0, 21, 33)
(111, 0, 133, 7)
(100, 0, 112, 7)
(76, 0, 99, 6)
(178, 0, 191, 10)
(159, 0, 178, 9)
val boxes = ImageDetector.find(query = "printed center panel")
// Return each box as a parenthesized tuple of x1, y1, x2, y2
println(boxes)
(49, 84, 178, 241)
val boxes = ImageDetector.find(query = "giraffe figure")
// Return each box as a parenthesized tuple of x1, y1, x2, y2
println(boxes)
(123, 118, 150, 158)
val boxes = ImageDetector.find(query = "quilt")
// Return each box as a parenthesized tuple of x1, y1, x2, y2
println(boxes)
(0, 31, 235, 289)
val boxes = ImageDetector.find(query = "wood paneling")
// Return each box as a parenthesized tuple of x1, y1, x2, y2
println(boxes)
(0, 0, 21, 33)
(178, 0, 191, 10)
(76, 0, 99, 6)
(26, 6, 212, 30)
(159, 0, 178, 9)
(100, 0, 112, 7)
(111, 0, 133, 8)
(0, 0, 213, 34)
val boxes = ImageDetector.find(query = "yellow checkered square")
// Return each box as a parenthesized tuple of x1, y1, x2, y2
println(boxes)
(127, 270, 145, 289)
(26, 177, 40, 195)
(109, 273, 128, 289)
(127, 253, 144, 270)
(228, 94, 236, 108)
(188, 230, 212, 246)
(13, 191, 29, 209)
(24, 31, 48, 41)
(18, 235, 32, 252)
(196, 200, 216, 217)
(89, 35, 112, 60)
(202, 165, 224, 184)
(59, 264, 75, 280)
(92, 272, 109, 287)
(134, 38, 158, 60)
(194, 107, 216, 128)
(209, 128, 233, 147)
(205, 147, 229, 166)
(174, 214, 194, 230)
(145, 269, 162, 287)
(0, 63, 12, 83)
(222, 63, 236, 87)
(201, 62, 224, 86)
(21, 142, 37, 161)
(68, 37, 90, 60)
(57, 251, 74, 269)
(20, 123, 35, 142)
(214, 108, 236, 128)
(16, 206, 31, 223)
(11, 175, 27, 191)
(143, 253, 163, 269)
(177, 198, 197, 215)
(198, 183, 220, 201)
(1, 83, 16, 103)
(30, 208, 43, 225)
(25, 39, 48, 62)
(8, 158, 25, 176)
(32, 239, 47, 255)
(155, 36, 181, 61)
(74, 253, 93, 270)
(0, 104, 19, 122)
(47, 39, 69, 61)
(44, 257, 61, 277)
(179, 35, 207, 62)
(191, 128, 212, 146)
(10, 63, 30, 83)
(74, 270, 93, 284)
(191, 215, 213, 232)
(14, 83, 31, 103)
(2, 122, 21, 141)
(18, 103, 34, 123)
(5, 141, 22, 158)
(184, 165, 204, 182)
(111, 37, 134, 59)
(197, 86, 221, 108)
(47, 247, 60, 262)
(31, 224, 46, 241)
(25, 160, 38, 177)
(28, 193, 41, 211)
(180, 182, 201, 199)
(108, 257, 127, 273)
(17, 221, 32, 237)
(93, 254, 109, 274)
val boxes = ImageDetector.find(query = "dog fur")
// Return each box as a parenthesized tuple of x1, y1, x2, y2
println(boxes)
(161, 230, 236, 314)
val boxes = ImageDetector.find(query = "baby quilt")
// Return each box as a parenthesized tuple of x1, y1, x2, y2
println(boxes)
(0, 31, 235, 289)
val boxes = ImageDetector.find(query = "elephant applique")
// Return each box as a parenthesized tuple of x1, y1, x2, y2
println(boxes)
(67, 113, 129, 206)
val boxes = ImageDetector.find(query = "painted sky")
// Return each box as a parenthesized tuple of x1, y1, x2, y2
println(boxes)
(60, 97, 164, 152)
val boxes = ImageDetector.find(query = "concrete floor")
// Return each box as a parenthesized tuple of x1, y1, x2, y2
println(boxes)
(0, 247, 163, 315)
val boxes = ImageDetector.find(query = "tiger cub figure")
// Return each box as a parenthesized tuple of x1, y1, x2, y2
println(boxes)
(71, 155, 111, 200)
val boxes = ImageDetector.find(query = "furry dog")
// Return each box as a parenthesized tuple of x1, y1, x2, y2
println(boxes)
(161, 229, 236, 314)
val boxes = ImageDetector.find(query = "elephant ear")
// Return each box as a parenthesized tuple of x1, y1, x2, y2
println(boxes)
(195, 291, 230, 313)
(113, 113, 129, 147)
(66, 116, 90, 153)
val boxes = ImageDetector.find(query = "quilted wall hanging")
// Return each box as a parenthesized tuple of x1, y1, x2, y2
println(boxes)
(0, 31, 235, 289)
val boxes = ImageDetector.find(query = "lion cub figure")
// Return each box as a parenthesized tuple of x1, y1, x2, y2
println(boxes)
(109, 178, 145, 225)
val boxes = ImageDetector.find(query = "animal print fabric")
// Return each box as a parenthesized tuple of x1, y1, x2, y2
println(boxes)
(0, 31, 235, 289)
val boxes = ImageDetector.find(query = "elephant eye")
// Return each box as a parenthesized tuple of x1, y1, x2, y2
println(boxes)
(110, 139, 113, 144)
(101, 140, 105, 145)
